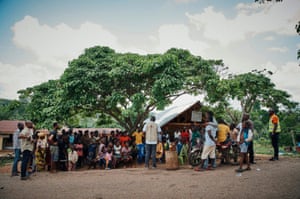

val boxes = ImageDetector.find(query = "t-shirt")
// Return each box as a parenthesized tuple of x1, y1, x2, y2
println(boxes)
(132, 131, 144, 145)
(181, 131, 189, 142)
(143, 121, 161, 144)
(13, 129, 21, 149)
(119, 135, 131, 147)
(237, 128, 253, 144)
(174, 131, 181, 139)
(68, 150, 78, 164)
(74, 144, 83, 157)
(114, 145, 121, 155)
(217, 124, 230, 143)
(121, 146, 131, 156)
(49, 130, 58, 145)
(105, 152, 112, 161)
(20, 127, 34, 152)
(204, 124, 217, 146)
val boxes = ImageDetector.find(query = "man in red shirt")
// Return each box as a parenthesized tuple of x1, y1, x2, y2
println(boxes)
(119, 131, 131, 147)
(181, 127, 190, 144)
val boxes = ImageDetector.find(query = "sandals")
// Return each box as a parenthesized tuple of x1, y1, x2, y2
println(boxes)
(235, 168, 244, 173)
(235, 167, 251, 173)
(194, 167, 206, 172)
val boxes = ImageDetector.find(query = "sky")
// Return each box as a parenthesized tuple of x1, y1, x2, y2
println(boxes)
(0, 0, 300, 105)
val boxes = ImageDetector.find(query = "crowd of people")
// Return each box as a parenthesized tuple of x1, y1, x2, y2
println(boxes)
(11, 109, 281, 180)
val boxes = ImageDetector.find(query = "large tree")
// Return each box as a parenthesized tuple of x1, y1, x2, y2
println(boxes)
(59, 46, 220, 132)
(227, 72, 297, 113)
(18, 80, 65, 128)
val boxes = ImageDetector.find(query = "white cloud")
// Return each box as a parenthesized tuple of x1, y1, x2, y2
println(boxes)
(264, 36, 275, 41)
(173, 0, 196, 4)
(6, 15, 127, 99)
(154, 24, 210, 55)
(186, 0, 300, 45)
(12, 16, 121, 66)
(2, 8, 300, 105)
(267, 47, 288, 53)
(269, 61, 300, 102)
(0, 62, 60, 99)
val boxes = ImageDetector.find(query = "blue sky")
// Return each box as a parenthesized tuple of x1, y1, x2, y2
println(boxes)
(0, 0, 299, 104)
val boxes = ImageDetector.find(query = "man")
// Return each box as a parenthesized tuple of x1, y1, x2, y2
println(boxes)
(269, 109, 281, 161)
(217, 118, 230, 164)
(18, 121, 34, 180)
(132, 128, 145, 164)
(195, 111, 218, 171)
(11, 122, 24, 177)
(237, 113, 255, 164)
(48, 122, 59, 172)
(143, 116, 161, 169)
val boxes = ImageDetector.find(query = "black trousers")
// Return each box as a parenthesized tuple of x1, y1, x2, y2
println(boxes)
(247, 141, 254, 163)
(270, 133, 279, 159)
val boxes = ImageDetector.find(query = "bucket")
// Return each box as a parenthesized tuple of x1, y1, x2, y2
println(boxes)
(165, 151, 179, 170)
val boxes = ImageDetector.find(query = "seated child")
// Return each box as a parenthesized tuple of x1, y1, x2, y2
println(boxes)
(121, 141, 133, 168)
(105, 147, 113, 170)
(156, 139, 163, 162)
(97, 144, 106, 169)
(113, 141, 122, 168)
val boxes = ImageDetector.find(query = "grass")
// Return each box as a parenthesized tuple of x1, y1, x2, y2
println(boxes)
(254, 142, 300, 158)
(0, 156, 13, 167)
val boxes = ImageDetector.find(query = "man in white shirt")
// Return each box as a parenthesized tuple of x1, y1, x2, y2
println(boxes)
(11, 122, 24, 177)
(143, 116, 161, 169)
(19, 121, 34, 180)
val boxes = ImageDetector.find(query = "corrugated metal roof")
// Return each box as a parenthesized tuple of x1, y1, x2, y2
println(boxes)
(155, 101, 200, 127)
(147, 95, 202, 127)
(0, 120, 25, 134)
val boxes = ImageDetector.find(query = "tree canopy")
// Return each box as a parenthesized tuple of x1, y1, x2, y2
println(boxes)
(59, 46, 220, 132)
(13, 46, 297, 133)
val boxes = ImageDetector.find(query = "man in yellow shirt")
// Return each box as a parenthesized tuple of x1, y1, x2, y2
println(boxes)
(217, 118, 230, 164)
(132, 128, 144, 164)
(217, 119, 230, 143)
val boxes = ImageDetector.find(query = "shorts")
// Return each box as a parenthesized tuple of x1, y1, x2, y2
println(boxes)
(50, 145, 59, 162)
(239, 143, 248, 153)
(201, 145, 216, 159)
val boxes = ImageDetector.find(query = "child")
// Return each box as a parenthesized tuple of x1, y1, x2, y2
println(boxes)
(236, 121, 253, 172)
(156, 139, 163, 163)
(74, 140, 83, 168)
(113, 141, 122, 168)
(121, 141, 133, 168)
(97, 144, 106, 169)
(35, 132, 47, 171)
(105, 147, 113, 170)
(68, 145, 78, 171)
(87, 140, 97, 169)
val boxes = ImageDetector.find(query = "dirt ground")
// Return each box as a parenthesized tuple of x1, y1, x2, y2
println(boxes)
(0, 155, 300, 199)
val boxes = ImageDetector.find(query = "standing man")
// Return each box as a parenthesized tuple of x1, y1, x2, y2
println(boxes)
(48, 122, 59, 172)
(11, 122, 24, 177)
(195, 111, 218, 171)
(269, 109, 281, 161)
(143, 116, 161, 169)
(237, 113, 255, 164)
(132, 128, 145, 164)
(18, 121, 34, 180)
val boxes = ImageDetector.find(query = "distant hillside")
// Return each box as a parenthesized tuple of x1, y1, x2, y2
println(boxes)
(0, 99, 12, 106)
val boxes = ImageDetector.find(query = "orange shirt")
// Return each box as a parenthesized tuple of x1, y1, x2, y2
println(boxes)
(119, 135, 131, 147)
